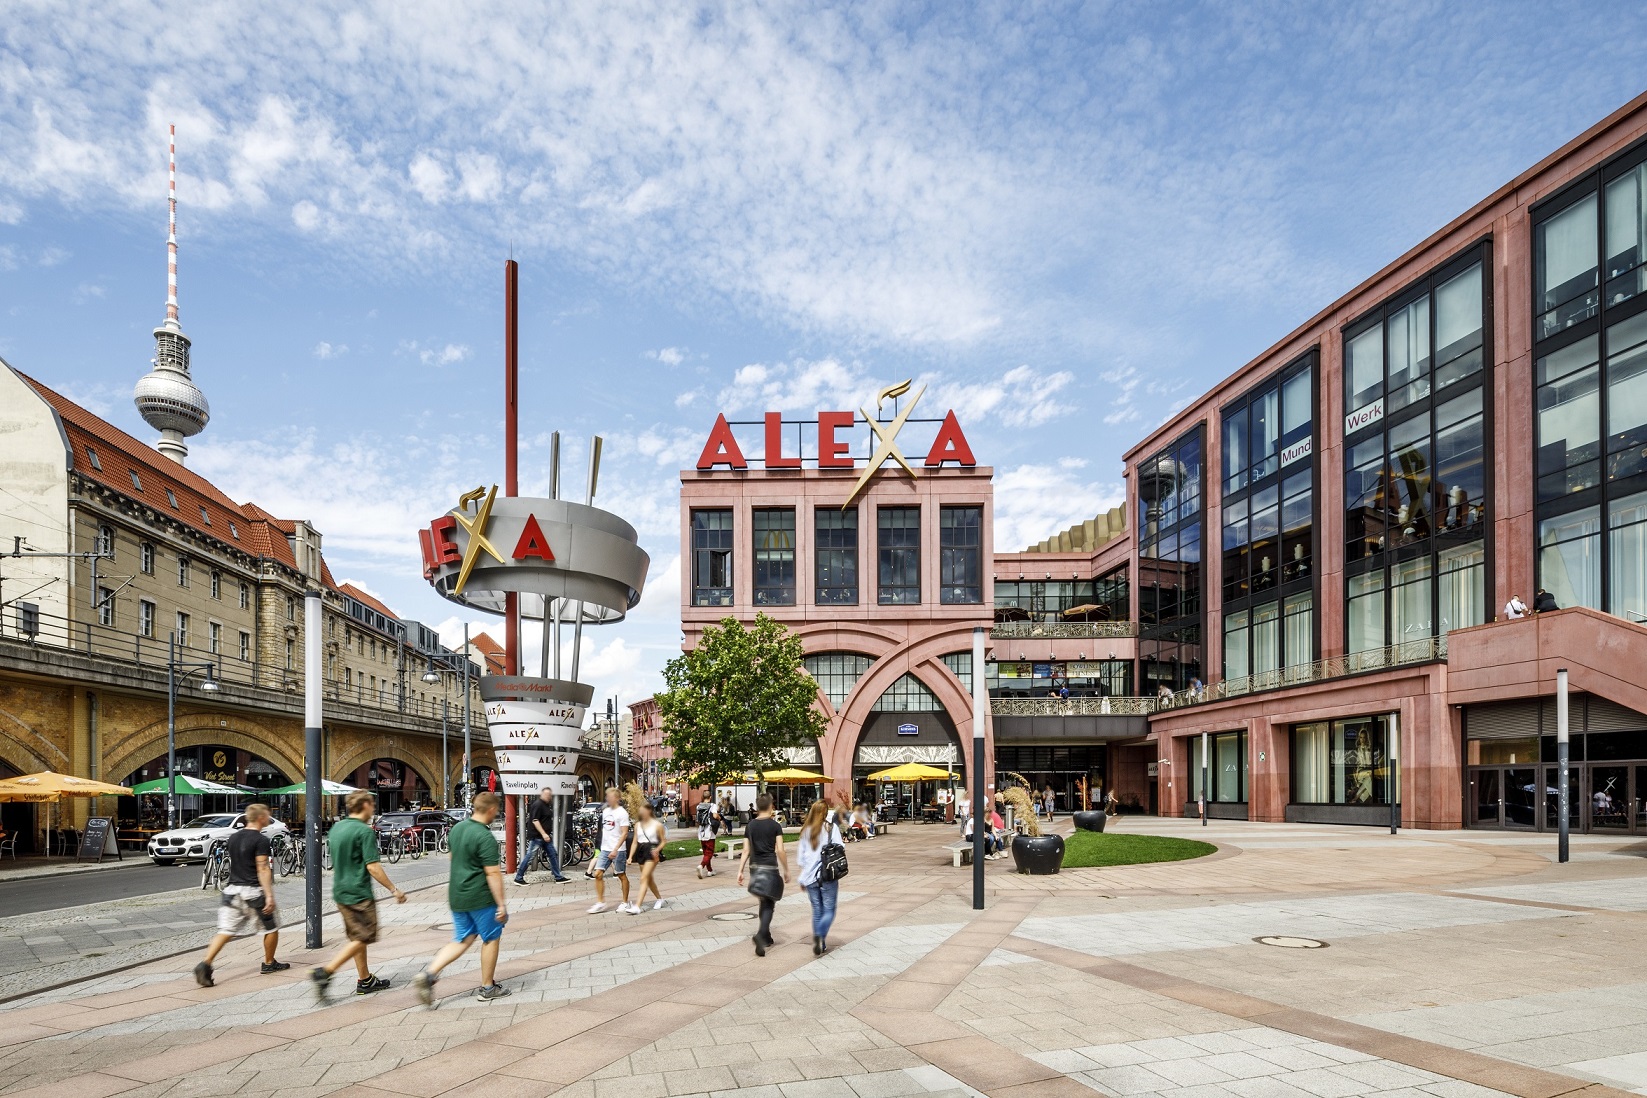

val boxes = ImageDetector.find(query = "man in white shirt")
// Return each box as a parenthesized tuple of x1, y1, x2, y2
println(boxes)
(589, 788, 635, 914)
(1505, 594, 1528, 620)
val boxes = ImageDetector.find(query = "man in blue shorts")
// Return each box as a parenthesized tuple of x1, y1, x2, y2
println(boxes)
(411, 791, 510, 1006)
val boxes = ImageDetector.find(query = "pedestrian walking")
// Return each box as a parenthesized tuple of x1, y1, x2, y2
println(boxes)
(1042, 787, 1056, 821)
(695, 797, 720, 878)
(1534, 588, 1559, 613)
(795, 801, 842, 956)
(311, 791, 407, 1001)
(194, 802, 285, 987)
(737, 794, 788, 955)
(1505, 594, 1528, 619)
(629, 801, 667, 911)
(412, 792, 511, 1006)
(589, 787, 635, 914)
(516, 787, 569, 885)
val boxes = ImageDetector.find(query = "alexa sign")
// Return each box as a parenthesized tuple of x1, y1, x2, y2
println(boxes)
(696, 380, 977, 505)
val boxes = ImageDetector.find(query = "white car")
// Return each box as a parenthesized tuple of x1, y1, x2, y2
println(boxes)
(147, 812, 290, 864)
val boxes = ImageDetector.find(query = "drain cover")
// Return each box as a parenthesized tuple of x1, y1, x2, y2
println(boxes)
(1254, 935, 1328, 949)
(710, 911, 755, 921)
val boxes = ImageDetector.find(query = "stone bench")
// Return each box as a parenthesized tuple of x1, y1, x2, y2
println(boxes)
(945, 840, 973, 867)
(721, 837, 747, 859)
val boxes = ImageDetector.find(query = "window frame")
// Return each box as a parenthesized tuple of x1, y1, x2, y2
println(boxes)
(814, 507, 859, 606)
(938, 505, 984, 604)
(751, 507, 797, 606)
(690, 509, 735, 607)
(876, 506, 922, 605)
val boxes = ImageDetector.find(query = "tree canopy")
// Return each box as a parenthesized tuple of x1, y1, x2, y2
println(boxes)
(656, 614, 827, 788)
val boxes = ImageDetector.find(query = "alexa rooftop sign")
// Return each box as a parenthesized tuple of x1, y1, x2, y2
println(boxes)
(696, 380, 977, 503)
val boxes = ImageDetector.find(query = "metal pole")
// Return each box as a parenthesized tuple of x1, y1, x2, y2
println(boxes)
(502, 258, 520, 875)
(970, 626, 985, 910)
(611, 697, 620, 790)
(1200, 730, 1209, 826)
(302, 590, 324, 949)
(166, 632, 177, 829)
(1557, 667, 1570, 864)
(441, 696, 450, 807)
(1389, 711, 1400, 835)
(462, 623, 472, 807)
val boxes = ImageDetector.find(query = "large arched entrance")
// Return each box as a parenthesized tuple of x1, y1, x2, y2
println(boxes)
(120, 745, 295, 829)
(345, 758, 431, 812)
(0, 754, 41, 854)
(852, 673, 965, 820)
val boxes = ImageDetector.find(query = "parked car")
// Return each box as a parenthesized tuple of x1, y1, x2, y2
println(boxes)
(147, 812, 290, 865)
(373, 810, 455, 840)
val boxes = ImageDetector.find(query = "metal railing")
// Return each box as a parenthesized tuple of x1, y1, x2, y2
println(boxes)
(991, 695, 1157, 717)
(0, 605, 475, 723)
(990, 620, 1138, 640)
(1156, 635, 1449, 711)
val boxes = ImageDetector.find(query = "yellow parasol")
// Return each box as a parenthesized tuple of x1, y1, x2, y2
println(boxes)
(0, 771, 132, 799)
(761, 768, 833, 784)
(865, 762, 955, 782)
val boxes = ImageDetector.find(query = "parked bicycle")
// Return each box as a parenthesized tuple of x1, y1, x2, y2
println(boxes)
(558, 811, 597, 868)
(200, 838, 230, 891)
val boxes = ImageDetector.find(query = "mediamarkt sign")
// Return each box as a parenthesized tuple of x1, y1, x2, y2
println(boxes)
(696, 380, 977, 504)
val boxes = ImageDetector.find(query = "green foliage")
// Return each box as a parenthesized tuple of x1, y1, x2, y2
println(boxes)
(656, 614, 827, 789)
(1060, 830, 1215, 868)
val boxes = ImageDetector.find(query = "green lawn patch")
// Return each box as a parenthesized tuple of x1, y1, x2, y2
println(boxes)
(657, 828, 802, 862)
(1061, 830, 1215, 868)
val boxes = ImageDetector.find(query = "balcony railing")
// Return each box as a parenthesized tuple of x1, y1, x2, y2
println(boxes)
(1156, 635, 1449, 711)
(0, 605, 474, 724)
(990, 695, 1157, 717)
(990, 620, 1138, 640)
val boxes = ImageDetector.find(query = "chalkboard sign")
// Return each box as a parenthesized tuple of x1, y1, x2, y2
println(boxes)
(78, 817, 120, 862)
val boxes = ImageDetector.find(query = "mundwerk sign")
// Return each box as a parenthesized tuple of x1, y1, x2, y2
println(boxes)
(695, 380, 977, 504)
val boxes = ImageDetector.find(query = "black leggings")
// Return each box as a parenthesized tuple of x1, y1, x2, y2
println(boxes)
(757, 895, 775, 942)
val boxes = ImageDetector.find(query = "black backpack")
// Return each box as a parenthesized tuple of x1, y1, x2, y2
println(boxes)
(695, 802, 712, 827)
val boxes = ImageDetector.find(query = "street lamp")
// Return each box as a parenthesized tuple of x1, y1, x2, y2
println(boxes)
(165, 630, 219, 829)
(421, 645, 474, 807)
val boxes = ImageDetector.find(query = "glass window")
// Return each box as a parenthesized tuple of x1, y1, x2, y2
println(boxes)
(1139, 427, 1204, 691)
(1386, 294, 1431, 411)
(877, 507, 920, 605)
(1347, 325, 1384, 413)
(815, 508, 858, 605)
(239, 631, 250, 661)
(1538, 193, 1599, 338)
(1282, 368, 1312, 443)
(1190, 732, 1247, 803)
(1539, 507, 1601, 610)
(1606, 163, 1647, 308)
(139, 599, 155, 638)
(140, 542, 154, 574)
(176, 611, 190, 647)
(1345, 435, 1386, 562)
(751, 508, 795, 606)
(97, 586, 114, 627)
(1221, 497, 1248, 602)
(803, 652, 871, 708)
(177, 556, 190, 587)
(1390, 557, 1433, 643)
(1347, 569, 1386, 654)
(1537, 336, 1602, 502)
(1223, 405, 1247, 493)
(209, 622, 222, 655)
(1249, 386, 1279, 483)
(870, 672, 941, 712)
(1435, 389, 1485, 531)
(1249, 484, 1279, 592)
(96, 524, 114, 556)
(1606, 312, 1647, 483)
(1388, 416, 1432, 547)
(1251, 599, 1280, 676)
(239, 582, 250, 610)
(691, 509, 734, 607)
(1610, 491, 1647, 623)
(1223, 609, 1249, 682)
(1292, 716, 1395, 805)
(1438, 542, 1486, 634)
(209, 570, 221, 600)
(1281, 470, 1313, 581)
(941, 651, 973, 692)
(1434, 263, 1484, 389)
(1284, 592, 1313, 670)
(939, 506, 982, 604)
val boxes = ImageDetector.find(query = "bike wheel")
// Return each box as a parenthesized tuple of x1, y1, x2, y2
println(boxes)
(558, 839, 579, 868)
(437, 831, 449, 854)
(407, 833, 421, 860)
(387, 835, 403, 864)
(321, 839, 332, 870)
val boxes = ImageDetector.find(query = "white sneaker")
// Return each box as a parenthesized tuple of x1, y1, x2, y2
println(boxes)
(620, 903, 640, 915)
(588, 902, 608, 914)
(652, 899, 665, 910)
(695, 866, 704, 879)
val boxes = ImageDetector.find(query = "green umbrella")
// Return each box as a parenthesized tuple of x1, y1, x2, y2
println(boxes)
(259, 779, 361, 796)
(128, 775, 249, 796)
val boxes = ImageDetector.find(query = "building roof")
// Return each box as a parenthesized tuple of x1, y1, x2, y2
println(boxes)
(470, 632, 507, 675)
(338, 582, 399, 620)
(1024, 504, 1127, 554)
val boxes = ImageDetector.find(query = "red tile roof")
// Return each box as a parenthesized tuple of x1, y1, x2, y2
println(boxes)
(338, 582, 399, 620)
(470, 632, 506, 675)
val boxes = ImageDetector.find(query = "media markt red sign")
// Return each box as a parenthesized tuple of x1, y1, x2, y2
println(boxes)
(694, 379, 977, 505)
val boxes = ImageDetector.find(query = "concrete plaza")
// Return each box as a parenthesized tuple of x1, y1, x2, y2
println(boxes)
(0, 817, 1644, 1098)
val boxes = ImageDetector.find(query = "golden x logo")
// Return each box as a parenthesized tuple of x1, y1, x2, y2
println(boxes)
(450, 485, 505, 594)
(845, 380, 925, 506)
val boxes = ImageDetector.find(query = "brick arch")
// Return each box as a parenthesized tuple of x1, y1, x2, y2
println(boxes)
(0, 704, 69, 771)
(103, 715, 305, 789)
(327, 741, 443, 794)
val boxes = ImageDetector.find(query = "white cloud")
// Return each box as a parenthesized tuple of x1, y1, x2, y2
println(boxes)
(991, 459, 1124, 553)
(313, 341, 348, 359)
(72, 282, 105, 304)
(399, 340, 471, 367)
(37, 246, 70, 266)
(932, 365, 1076, 429)
(673, 390, 700, 408)
(648, 347, 686, 366)
(717, 357, 873, 415)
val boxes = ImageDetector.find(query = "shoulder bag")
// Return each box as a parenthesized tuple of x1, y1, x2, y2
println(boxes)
(747, 864, 784, 900)
(819, 826, 849, 882)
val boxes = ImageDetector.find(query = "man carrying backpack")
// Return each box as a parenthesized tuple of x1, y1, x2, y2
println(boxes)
(695, 797, 720, 878)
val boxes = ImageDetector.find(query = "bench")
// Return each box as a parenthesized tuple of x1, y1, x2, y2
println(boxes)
(874, 822, 890, 836)
(945, 841, 973, 867)
(721, 837, 747, 859)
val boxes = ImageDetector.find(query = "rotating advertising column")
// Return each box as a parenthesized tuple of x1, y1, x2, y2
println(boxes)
(482, 677, 593, 796)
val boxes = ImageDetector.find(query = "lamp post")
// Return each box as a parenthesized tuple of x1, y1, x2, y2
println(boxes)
(423, 642, 474, 808)
(165, 630, 219, 829)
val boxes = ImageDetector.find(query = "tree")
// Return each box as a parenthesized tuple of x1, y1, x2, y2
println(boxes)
(657, 613, 827, 789)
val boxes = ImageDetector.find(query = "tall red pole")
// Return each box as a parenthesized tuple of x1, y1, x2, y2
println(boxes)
(503, 259, 520, 873)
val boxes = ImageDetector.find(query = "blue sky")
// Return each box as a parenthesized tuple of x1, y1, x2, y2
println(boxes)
(3, 2, 1646, 708)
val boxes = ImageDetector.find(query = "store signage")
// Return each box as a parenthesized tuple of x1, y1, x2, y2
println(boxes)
(1344, 400, 1384, 435)
(897, 723, 919, 736)
(1280, 436, 1313, 467)
(695, 378, 977, 504)
(481, 676, 592, 797)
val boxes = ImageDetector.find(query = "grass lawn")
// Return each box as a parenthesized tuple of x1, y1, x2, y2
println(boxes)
(1060, 830, 1215, 868)
(657, 829, 802, 861)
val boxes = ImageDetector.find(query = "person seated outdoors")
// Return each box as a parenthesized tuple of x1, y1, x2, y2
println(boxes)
(847, 804, 871, 841)
(963, 810, 1004, 859)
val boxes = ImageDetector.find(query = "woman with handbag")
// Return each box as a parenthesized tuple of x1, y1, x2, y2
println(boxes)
(795, 801, 845, 956)
(737, 794, 788, 955)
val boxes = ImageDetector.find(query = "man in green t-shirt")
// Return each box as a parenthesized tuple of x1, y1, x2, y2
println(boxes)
(412, 791, 510, 1006)
(311, 791, 407, 1001)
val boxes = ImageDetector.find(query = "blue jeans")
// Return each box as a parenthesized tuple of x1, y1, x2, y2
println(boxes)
(517, 837, 562, 880)
(805, 879, 838, 940)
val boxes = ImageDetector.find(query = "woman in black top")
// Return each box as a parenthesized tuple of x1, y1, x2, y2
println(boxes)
(737, 794, 789, 955)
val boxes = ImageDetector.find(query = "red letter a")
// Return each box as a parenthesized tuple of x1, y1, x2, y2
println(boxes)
(511, 514, 555, 561)
(924, 410, 976, 467)
(696, 414, 748, 470)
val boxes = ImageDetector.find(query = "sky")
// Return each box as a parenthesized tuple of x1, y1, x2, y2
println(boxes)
(3, 2, 1646, 712)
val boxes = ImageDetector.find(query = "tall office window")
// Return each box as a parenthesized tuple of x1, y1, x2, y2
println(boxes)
(803, 652, 871, 707)
(209, 622, 222, 655)
(938, 506, 982, 604)
(877, 507, 921, 605)
(815, 508, 858, 605)
(690, 509, 733, 606)
(139, 599, 155, 638)
(752, 508, 796, 606)
(1533, 144, 1647, 617)
(1138, 427, 1204, 692)
(239, 631, 251, 662)
(1342, 243, 1488, 653)
(140, 542, 154, 574)
(1221, 356, 1315, 683)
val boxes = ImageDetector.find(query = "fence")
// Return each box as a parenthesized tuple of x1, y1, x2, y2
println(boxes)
(989, 620, 1138, 640)
(990, 695, 1157, 717)
(1156, 635, 1448, 711)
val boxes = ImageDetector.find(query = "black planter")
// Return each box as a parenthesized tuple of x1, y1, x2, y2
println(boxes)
(1011, 833, 1064, 875)
(1072, 810, 1107, 833)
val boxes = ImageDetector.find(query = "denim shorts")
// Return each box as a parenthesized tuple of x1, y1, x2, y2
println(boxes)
(594, 847, 627, 874)
(451, 905, 505, 943)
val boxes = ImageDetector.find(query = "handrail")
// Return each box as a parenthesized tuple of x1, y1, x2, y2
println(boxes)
(991, 695, 1157, 717)
(1156, 635, 1449, 710)
(990, 621, 1138, 640)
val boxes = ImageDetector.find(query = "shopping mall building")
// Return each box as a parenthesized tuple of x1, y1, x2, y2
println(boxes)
(668, 91, 1647, 833)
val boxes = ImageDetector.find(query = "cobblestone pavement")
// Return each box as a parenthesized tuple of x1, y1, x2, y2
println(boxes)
(1, 818, 1645, 1098)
